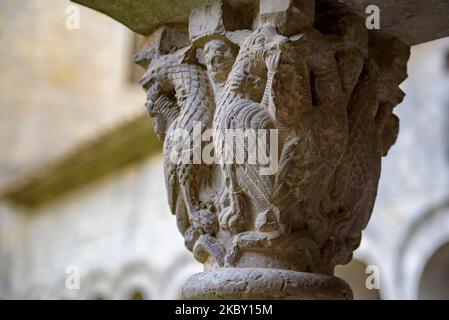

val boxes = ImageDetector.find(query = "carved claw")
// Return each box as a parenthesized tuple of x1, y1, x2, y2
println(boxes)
(255, 208, 279, 232)
(224, 245, 239, 267)
(265, 51, 281, 73)
(193, 234, 225, 267)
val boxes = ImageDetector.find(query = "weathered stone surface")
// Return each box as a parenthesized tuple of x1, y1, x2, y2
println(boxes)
(73, 0, 208, 35)
(259, 0, 315, 36)
(317, 0, 449, 45)
(134, 27, 190, 68)
(131, 2, 412, 298)
(189, 0, 251, 44)
(189, 1, 228, 42)
(182, 268, 353, 299)
(73, 0, 448, 300)
(73, 0, 449, 45)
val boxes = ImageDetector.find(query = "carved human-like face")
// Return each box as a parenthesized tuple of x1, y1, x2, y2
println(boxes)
(204, 39, 236, 85)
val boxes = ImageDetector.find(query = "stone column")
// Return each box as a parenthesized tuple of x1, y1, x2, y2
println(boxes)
(132, 0, 409, 300)
(72, 0, 449, 299)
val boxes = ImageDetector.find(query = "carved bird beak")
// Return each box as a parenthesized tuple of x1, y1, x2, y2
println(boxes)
(278, 35, 289, 46)
(289, 34, 303, 42)
(146, 99, 156, 117)
(269, 35, 289, 51)
(139, 69, 153, 90)
(275, 35, 289, 48)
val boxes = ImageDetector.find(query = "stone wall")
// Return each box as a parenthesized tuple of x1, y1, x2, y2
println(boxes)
(0, 157, 201, 299)
(0, 0, 144, 187)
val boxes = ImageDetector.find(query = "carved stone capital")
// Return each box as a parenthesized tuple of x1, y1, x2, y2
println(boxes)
(134, 0, 411, 299)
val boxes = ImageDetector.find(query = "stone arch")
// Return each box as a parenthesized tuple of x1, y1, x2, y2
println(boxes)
(397, 203, 449, 299)
(418, 241, 449, 299)
(112, 261, 157, 300)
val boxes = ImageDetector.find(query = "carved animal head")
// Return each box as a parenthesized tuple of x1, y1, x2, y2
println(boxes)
(240, 24, 289, 62)
(146, 93, 179, 140)
(142, 71, 178, 140)
(140, 64, 163, 91)
(204, 39, 237, 85)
